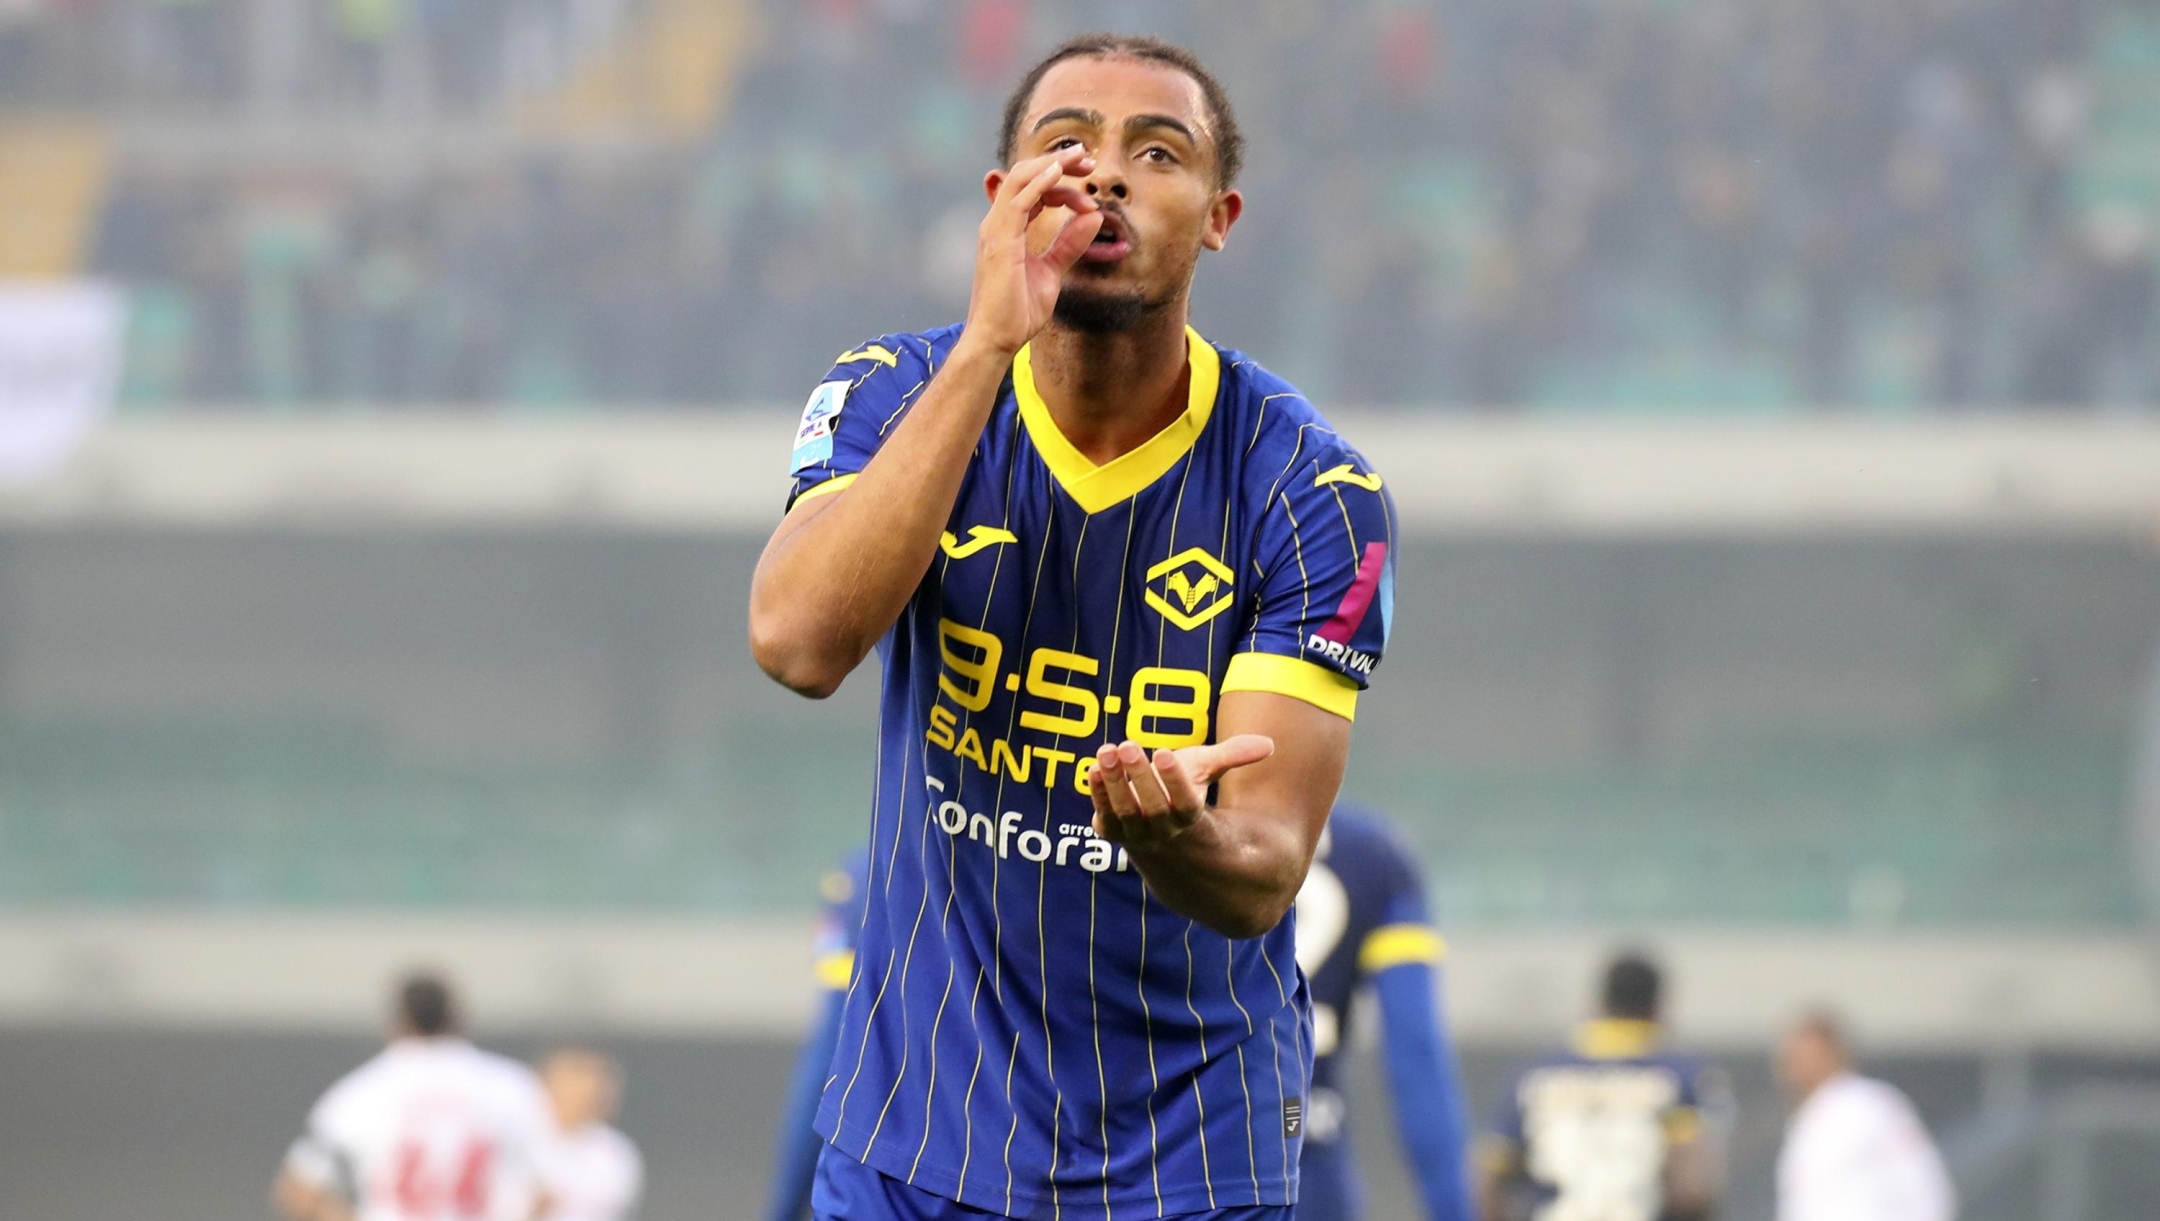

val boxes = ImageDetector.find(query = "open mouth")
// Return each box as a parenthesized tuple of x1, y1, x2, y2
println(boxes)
(1080, 213, 1133, 264)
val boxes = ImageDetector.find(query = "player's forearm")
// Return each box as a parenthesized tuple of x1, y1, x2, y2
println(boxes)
(749, 336, 1015, 697)
(1122, 804, 1309, 939)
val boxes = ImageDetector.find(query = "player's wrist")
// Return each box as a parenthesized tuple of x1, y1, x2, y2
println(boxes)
(953, 320, 1028, 365)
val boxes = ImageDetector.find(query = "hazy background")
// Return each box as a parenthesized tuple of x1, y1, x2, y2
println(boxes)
(1, 1, 2159, 1218)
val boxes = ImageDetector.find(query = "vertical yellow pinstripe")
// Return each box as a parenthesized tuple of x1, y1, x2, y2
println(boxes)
(1216, 439, 1292, 1199)
(867, 528, 997, 1156)
(1149, 433, 1220, 1212)
(1257, 950, 1298, 1193)
(1084, 470, 1146, 1221)
(1036, 509, 1087, 1221)
(1242, 424, 1319, 653)
(909, 412, 1031, 1190)
(1178, 922, 1217, 1209)
(825, 711, 891, 1094)
(833, 732, 909, 1116)
(955, 971, 987, 1188)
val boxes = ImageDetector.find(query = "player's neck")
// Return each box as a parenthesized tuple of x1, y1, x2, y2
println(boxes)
(1027, 310, 1192, 466)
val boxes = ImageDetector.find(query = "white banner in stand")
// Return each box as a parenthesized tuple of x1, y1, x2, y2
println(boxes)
(0, 281, 126, 484)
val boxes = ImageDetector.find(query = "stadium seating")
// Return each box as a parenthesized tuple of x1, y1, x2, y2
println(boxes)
(2, 0, 2152, 411)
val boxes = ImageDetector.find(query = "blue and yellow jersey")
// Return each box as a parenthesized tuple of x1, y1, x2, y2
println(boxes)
(1292, 809, 1472, 1221)
(788, 323, 1396, 1220)
(1487, 1023, 1718, 1221)
(1294, 810, 1446, 1098)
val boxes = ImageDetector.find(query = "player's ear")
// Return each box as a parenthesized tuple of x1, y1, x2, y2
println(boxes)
(1202, 189, 1244, 253)
(984, 169, 1008, 205)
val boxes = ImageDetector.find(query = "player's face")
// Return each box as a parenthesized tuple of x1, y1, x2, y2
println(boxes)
(544, 1054, 621, 1127)
(1000, 57, 1242, 331)
(1774, 1027, 1838, 1098)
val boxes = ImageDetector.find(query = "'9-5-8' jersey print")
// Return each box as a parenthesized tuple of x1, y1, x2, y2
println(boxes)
(787, 324, 1396, 1221)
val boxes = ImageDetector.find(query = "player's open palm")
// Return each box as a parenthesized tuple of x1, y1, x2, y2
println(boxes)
(968, 147, 1105, 355)
(1090, 735, 1276, 847)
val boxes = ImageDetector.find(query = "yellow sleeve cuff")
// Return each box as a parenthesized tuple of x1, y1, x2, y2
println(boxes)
(790, 473, 858, 511)
(813, 950, 856, 990)
(1220, 653, 1359, 721)
(1358, 924, 1445, 972)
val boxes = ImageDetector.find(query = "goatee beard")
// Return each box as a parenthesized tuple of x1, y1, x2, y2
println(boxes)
(1052, 286, 1156, 335)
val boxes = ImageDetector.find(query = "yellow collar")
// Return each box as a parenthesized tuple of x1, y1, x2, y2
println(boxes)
(1573, 1018, 1662, 1061)
(1012, 326, 1221, 515)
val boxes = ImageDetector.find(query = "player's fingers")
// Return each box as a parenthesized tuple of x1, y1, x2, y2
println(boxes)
(1034, 183, 1095, 215)
(1088, 772, 1128, 843)
(1093, 743, 1143, 819)
(1006, 154, 1098, 218)
(1117, 741, 1176, 817)
(1179, 733, 1276, 787)
(1149, 747, 1209, 813)
(1041, 209, 1108, 273)
(996, 147, 1088, 201)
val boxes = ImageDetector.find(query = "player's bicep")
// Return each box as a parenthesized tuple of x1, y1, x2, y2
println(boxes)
(1212, 689, 1350, 845)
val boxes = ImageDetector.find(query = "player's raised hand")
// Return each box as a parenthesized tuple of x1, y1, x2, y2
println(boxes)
(965, 147, 1106, 356)
(1089, 735, 1276, 848)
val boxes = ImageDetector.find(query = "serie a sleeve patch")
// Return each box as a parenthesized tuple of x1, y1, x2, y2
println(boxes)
(791, 380, 850, 473)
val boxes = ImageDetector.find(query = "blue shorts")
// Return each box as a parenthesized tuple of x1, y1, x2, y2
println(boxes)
(813, 1143, 1294, 1221)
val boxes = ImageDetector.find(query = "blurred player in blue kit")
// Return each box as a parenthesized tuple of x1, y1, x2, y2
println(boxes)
(749, 26, 1396, 1221)
(1292, 808, 1475, 1221)
(1477, 955, 1726, 1221)
(766, 849, 873, 1221)
(768, 819, 1473, 1221)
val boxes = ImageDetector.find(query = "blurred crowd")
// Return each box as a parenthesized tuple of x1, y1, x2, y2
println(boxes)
(0, 0, 642, 114)
(12, 0, 2159, 409)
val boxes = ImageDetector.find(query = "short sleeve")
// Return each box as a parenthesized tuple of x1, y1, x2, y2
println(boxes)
(1223, 441, 1396, 720)
(285, 1082, 359, 1190)
(784, 336, 937, 513)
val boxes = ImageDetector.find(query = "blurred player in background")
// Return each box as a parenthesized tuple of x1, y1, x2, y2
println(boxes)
(274, 972, 554, 1221)
(1477, 954, 1724, 1221)
(764, 848, 872, 1221)
(1775, 1011, 1955, 1221)
(538, 1048, 643, 1221)
(1293, 807, 1475, 1221)
(748, 30, 1396, 1221)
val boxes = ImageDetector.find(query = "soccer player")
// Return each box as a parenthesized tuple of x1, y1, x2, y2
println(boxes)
(538, 1047, 644, 1221)
(274, 972, 555, 1221)
(1774, 1011, 1955, 1221)
(1477, 954, 1724, 1221)
(1292, 807, 1474, 1221)
(747, 32, 1396, 1221)
(765, 848, 873, 1221)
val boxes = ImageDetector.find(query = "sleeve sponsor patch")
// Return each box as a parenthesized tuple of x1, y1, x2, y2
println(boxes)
(790, 380, 849, 473)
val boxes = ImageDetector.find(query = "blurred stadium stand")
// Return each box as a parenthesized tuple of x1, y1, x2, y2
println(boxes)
(0, 0, 2155, 409)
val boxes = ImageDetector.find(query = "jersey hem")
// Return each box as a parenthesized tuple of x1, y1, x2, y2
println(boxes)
(816, 1111, 1295, 1220)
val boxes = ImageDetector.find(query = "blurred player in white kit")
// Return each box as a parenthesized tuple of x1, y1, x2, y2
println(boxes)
(537, 1047, 644, 1221)
(1776, 1011, 1956, 1221)
(274, 973, 555, 1221)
